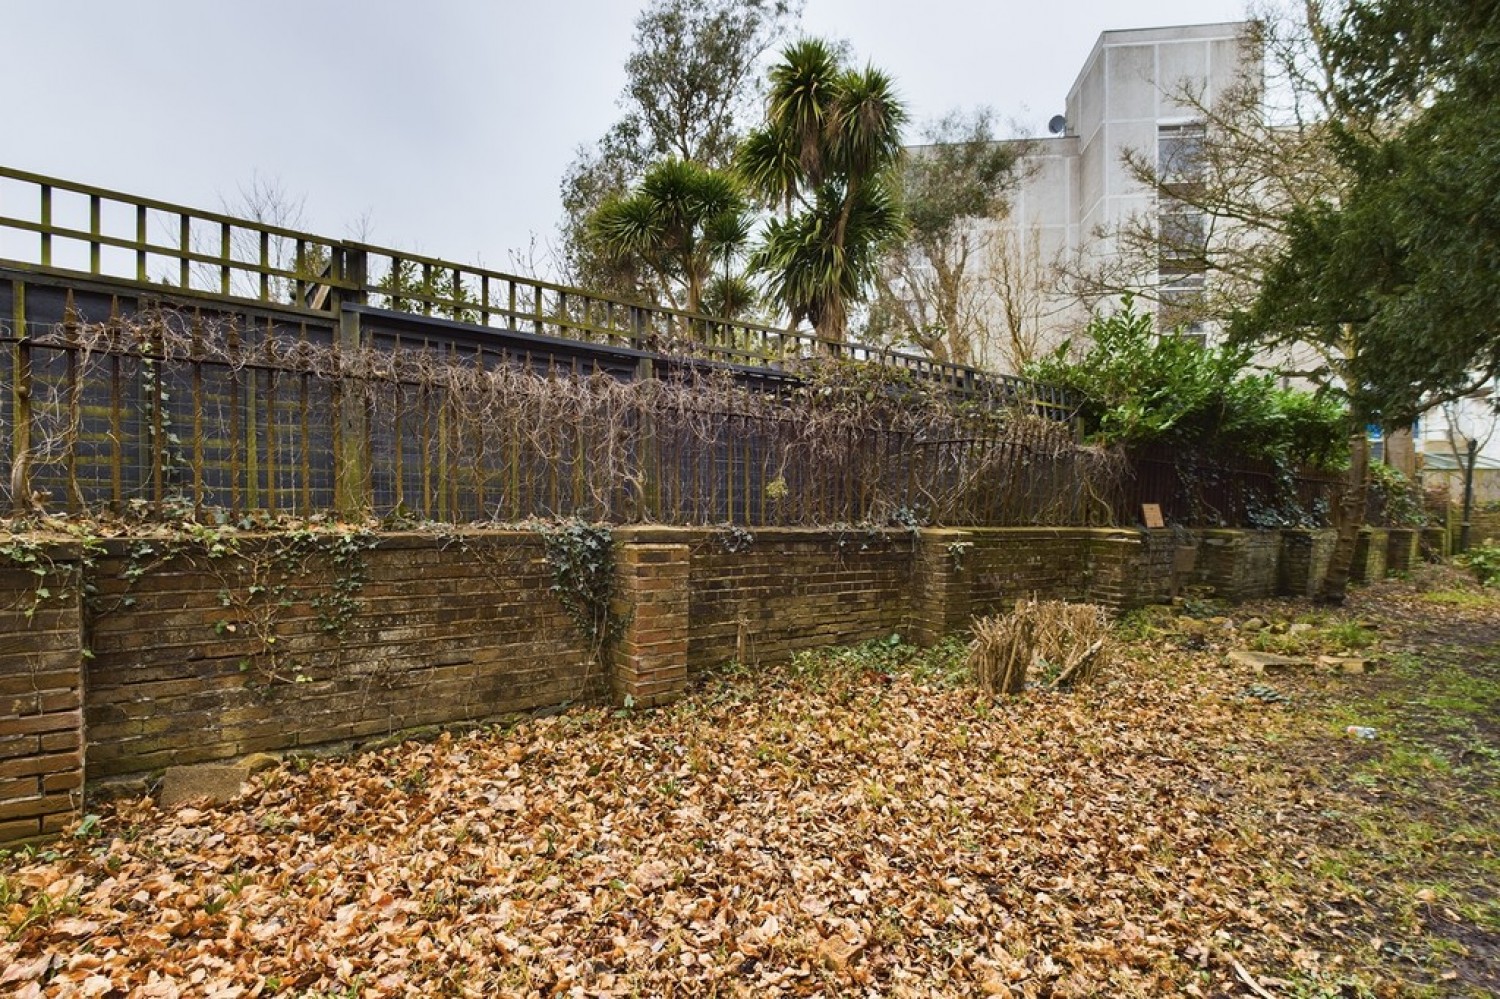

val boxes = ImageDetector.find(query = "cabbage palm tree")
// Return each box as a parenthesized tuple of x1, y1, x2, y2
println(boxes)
(589, 158, 753, 316)
(738, 39, 908, 342)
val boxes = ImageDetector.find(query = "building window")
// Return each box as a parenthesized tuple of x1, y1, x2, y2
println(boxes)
(1159, 274, 1207, 341)
(1157, 123, 1209, 339)
(1157, 123, 1206, 185)
(1158, 197, 1207, 275)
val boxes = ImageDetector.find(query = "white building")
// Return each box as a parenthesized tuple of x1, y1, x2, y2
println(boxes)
(976, 20, 1255, 372)
(961, 19, 1498, 482)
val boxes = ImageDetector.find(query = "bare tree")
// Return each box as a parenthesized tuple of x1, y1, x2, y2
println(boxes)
(866, 109, 1027, 366)
(1060, 4, 1349, 346)
(1439, 394, 1500, 552)
(982, 223, 1076, 374)
(166, 172, 340, 306)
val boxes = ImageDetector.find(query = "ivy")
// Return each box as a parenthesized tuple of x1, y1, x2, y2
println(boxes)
(0, 530, 102, 624)
(0, 536, 64, 622)
(540, 520, 620, 665)
(1367, 463, 1427, 529)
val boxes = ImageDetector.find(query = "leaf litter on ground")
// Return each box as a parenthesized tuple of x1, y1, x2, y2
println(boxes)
(2, 571, 1498, 997)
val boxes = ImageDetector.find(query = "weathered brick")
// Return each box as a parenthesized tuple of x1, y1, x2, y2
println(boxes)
(0, 819, 40, 842)
(0, 792, 77, 821)
(0, 752, 83, 779)
(4, 711, 82, 736)
(42, 771, 82, 793)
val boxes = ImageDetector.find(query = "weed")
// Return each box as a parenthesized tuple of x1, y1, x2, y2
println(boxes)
(1456, 541, 1500, 585)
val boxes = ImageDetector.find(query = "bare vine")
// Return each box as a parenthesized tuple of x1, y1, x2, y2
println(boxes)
(6, 308, 1122, 527)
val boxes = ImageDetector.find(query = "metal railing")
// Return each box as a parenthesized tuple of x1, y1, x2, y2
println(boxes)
(0, 165, 1069, 410)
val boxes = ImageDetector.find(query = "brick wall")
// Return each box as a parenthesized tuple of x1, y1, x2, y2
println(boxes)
(0, 545, 86, 843)
(1279, 529, 1337, 599)
(0, 524, 1344, 844)
(85, 532, 593, 781)
(1191, 530, 1282, 600)
(1464, 508, 1500, 547)
(1088, 529, 1181, 609)
(1385, 528, 1419, 575)
(1420, 527, 1448, 562)
(965, 529, 1096, 616)
(677, 527, 916, 671)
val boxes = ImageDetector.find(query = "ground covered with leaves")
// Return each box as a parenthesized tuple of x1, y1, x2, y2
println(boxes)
(2, 570, 1497, 997)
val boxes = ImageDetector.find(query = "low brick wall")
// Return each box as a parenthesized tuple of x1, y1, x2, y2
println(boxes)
(85, 533, 594, 781)
(1350, 528, 1388, 584)
(0, 523, 1341, 843)
(1465, 509, 1500, 547)
(1385, 528, 1419, 575)
(1088, 529, 1181, 608)
(1420, 527, 1448, 562)
(675, 527, 917, 672)
(907, 527, 1181, 646)
(1279, 529, 1338, 599)
(0, 548, 85, 843)
(964, 528, 1098, 615)
(1190, 530, 1281, 600)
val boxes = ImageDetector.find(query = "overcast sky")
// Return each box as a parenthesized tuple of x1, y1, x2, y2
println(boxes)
(4, 0, 1247, 279)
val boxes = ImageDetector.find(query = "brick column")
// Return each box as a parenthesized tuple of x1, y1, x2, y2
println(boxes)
(1279, 529, 1337, 598)
(913, 529, 973, 646)
(0, 543, 85, 843)
(1353, 527, 1387, 583)
(1385, 528, 1419, 575)
(610, 541, 690, 708)
(1419, 527, 1448, 562)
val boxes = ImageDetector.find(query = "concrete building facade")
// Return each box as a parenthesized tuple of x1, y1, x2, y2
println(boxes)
(976, 21, 1254, 372)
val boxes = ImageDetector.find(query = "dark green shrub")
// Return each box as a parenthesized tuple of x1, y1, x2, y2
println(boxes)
(1024, 297, 1348, 470)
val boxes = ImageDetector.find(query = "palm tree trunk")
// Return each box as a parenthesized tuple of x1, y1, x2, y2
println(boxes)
(814, 297, 848, 347)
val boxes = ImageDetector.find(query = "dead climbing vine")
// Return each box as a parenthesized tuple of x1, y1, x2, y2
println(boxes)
(5, 308, 1123, 528)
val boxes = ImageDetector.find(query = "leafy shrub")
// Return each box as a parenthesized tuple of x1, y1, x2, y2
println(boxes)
(1457, 541, 1500, 586)
(1024, 296, 1348, 469)
(1368, 463, 1427, 527)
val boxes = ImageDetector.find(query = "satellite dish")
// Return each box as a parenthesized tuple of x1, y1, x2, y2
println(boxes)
(1047, 114, 1068, 136)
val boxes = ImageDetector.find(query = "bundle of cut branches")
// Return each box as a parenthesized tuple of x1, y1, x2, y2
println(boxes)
(968, 599, 1112, 695)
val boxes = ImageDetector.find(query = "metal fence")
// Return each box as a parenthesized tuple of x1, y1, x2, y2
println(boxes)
(0, 307, 1109, 527)
(0, 165, 1070, 412)
(1120, 445, 1345, 528)
(1, 164, 1343, 530)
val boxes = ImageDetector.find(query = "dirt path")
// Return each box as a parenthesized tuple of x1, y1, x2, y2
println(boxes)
(1223, 571, 1500, 997)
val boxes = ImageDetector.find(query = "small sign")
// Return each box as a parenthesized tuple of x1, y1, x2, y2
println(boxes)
(1142, 503, 1165, 529)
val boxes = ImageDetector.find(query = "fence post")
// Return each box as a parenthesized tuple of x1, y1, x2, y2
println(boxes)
(334, 248, 370, 517)
(630, 307, 659, 519)
(8, 279, 32, 514)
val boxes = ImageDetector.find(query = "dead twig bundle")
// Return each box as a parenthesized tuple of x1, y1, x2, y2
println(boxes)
(968, 613, 1029, 694)
(968, 599, 1113, 695)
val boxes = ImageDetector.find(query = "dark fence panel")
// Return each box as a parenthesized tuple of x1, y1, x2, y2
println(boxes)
(2, 281, 1107, 527)
(1119, 444, 1344, 528)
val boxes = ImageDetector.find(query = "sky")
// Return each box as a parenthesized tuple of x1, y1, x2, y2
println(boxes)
(3, 0, 1248, 279)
